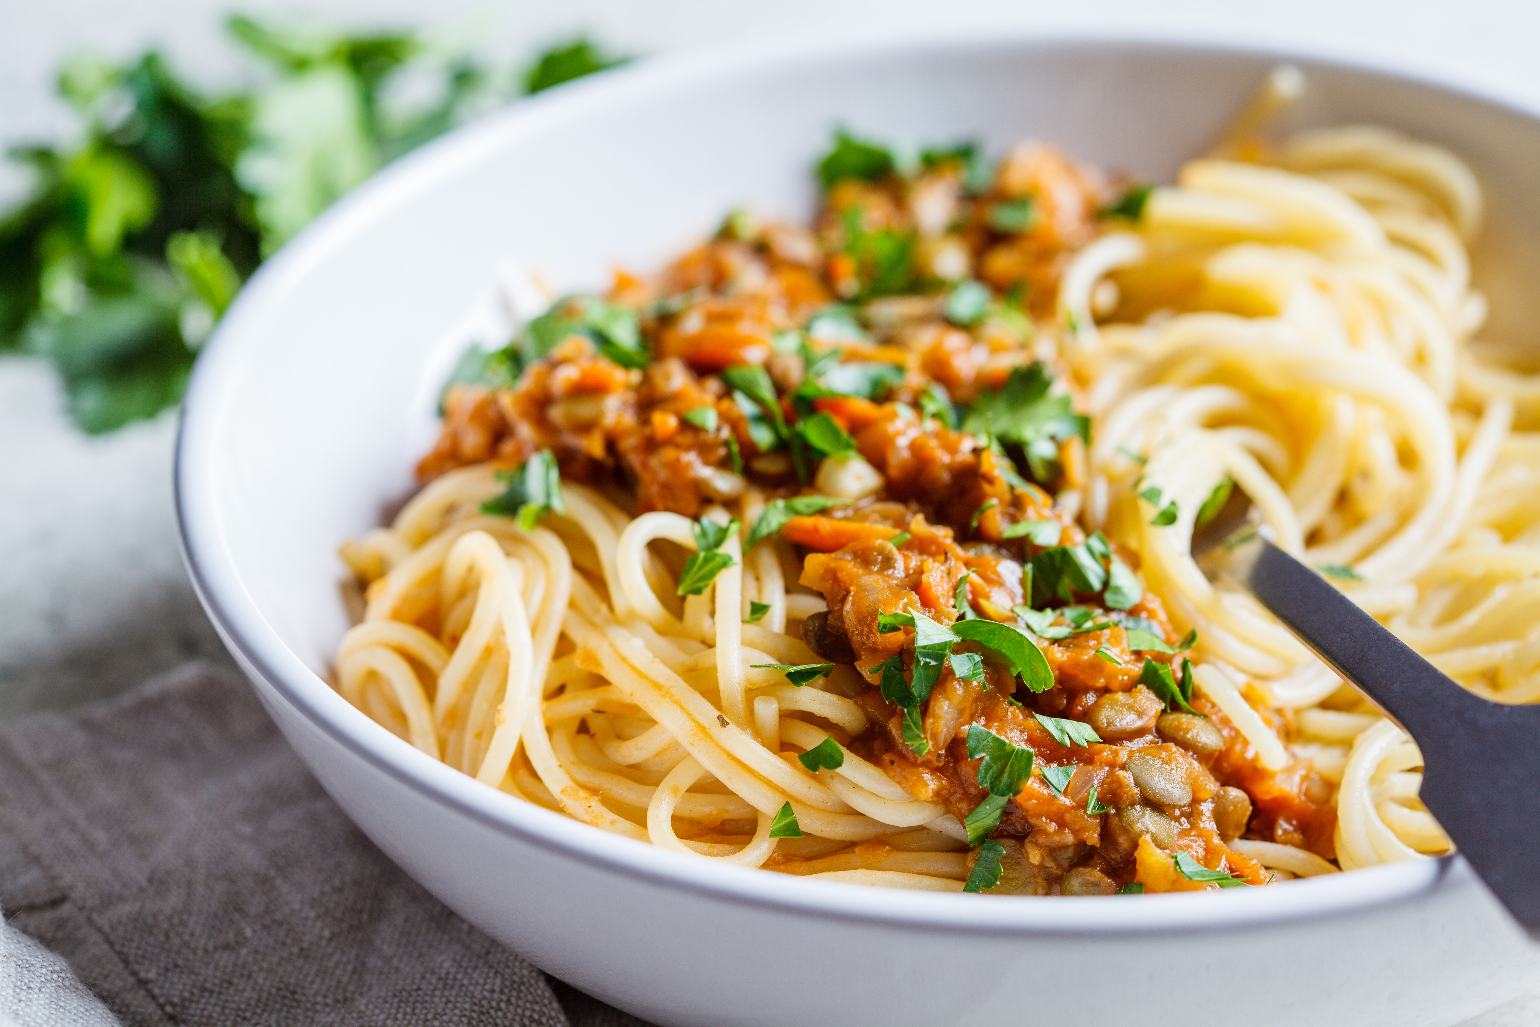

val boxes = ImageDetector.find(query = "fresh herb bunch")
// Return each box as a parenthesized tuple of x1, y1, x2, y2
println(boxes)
(0, 17, 625, 433)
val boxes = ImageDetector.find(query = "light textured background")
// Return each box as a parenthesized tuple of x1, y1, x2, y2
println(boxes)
(2, 1, 1538, 1023)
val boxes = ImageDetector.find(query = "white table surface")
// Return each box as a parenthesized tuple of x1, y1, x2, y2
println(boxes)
(2, 1, 1537, 1023)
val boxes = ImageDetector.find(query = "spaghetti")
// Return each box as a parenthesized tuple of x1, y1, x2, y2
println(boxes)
(336, 73, 1533, 894)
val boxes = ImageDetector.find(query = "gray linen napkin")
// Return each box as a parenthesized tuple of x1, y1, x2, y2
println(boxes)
(0, 663, 647, 1027)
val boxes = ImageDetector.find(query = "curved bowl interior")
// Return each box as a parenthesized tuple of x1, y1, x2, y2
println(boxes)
(176, 30, 1540, 1026)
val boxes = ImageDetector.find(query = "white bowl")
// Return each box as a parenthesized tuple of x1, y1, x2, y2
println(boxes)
(175, 29, 1540, 1027)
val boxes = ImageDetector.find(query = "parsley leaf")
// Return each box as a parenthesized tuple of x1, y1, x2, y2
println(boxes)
(1039, 763, 1075, 795)
(966, 724, 1035, 796)
(1093, 646, 1124, 666)
(987, 197, 1036, 233)
(963, 364, 1089, 482)
(1196, 477, 1234, 528)
(751, 662, 834, 687)
(944, 279, 991, 326)
(804, 306, 867, 343)
(1000, 519, 1062, 545)
(747, 600, 771, 623)
(482, 450, 564, 529)
(953, 619, 1054, 693)
(888, 530, 912, 548)
(949, 651, 985, 681)
(969, 499, 999, 532)
(1101, 183, 1153, 222)
(677, 551, 735, 596)
(816, 128, 896, 187)
(797, 360, 904, 402)
(1125, 627, 1197, 655)
(1172, 851, 1250, 888)
(1032, 712, 1101, 747)
(769, 802, 803, 839)
(683, 406, 718, 431)
(746, 494, 848, 547)
(795, 410, 856, 456)
(837, 207, 916, 299)
(797, 737, 845, 773)
(723, 363, 787, 448)
(1086, 786, 1111, 815)
(1318, 563, 1364, 582)
(918, 382, 959, 428)
(964, 794, 1009, 846)
(1139, 657, 1198, 713)
(901, 706, 930, 756)
(523, 295, 647, 369)
(918, 140, 994, 195)
(690, 516, 737, 553)
(963, 839, 1006, 893)
(1119, 882, 1146, 894)
(1104, 553, 1143, 610)
(1139, 484, 1180, 526)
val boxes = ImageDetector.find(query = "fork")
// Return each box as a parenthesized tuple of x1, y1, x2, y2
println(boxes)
(1193, 512, 1540, 939)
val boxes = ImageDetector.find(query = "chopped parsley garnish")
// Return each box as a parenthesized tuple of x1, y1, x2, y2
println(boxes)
(797, 360, 905, 402)
(952, 619, 1054, 693)
(682, 406, 718, 432)
(1025, 533, 1141, 611)
(718, 208, 755, 241)
(944, 279, 991, 326)
(964, 795, 1010, 847)
(1117, 445, 1148, 466)
(1086, 786, 1111, 815)
(1101, 183, 1153, 221)
(1139, 484, 1180, 526)
(677, 551, 735, 596)
(918, 382, 959, 428)
(1093, 646, 1123, 666)
(747, 601, 771, 623)
(1032, 712, 1101, 747)
(963, 364, 1090, 482)
(949, 651, 985, 682)
(1318, 563, 1364, 582)
(901, 706, 930, 756)
(1000, 519, 1062, 545)
(969, 499, 999, 531)
(816, 128, 896, 187)
(963, 838, 1006, 893)
(797, 737, 845, 773)
(1172, 851, 1250, 888)
(1139, 657, 1199, 713)
(1196, 477, 1234, 528)
(918, 140, 994, 195)
(841, 211, 917, 299)
(751, 662, 834, 687)
(1119, 882, 1145, 895)
(1125, 627, 1197, 655)
(723, 363, 787, 449)
(888, 530, 912, 548)
(1039, 763, 1075, 796)
(804, 306, 867, 343)
(794, 410, 856, 456)
(875, 610, 956, 704)
(439, 345, 518, 409)
(482, 450, 564, 530)
(954, 572, 975, 620)
(678, 516, 738, 596)
(987, 196, 1036, 233)
(1015, 604, 1112, 640)
(967, 724, 1036, 797)
(769, 802, 803, 839)
(524, 295, 647, 369)
(746, 494, 848, 546)
(690, 516, 737, 553)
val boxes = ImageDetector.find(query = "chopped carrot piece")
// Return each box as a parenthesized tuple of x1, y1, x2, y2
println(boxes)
(780, 516, 901, 551)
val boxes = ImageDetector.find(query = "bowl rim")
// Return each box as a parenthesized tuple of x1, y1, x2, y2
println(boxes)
(174, 24, 1527, 936)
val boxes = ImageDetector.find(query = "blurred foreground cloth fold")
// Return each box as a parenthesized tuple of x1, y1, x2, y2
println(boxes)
(0, 663, 645, 1027)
